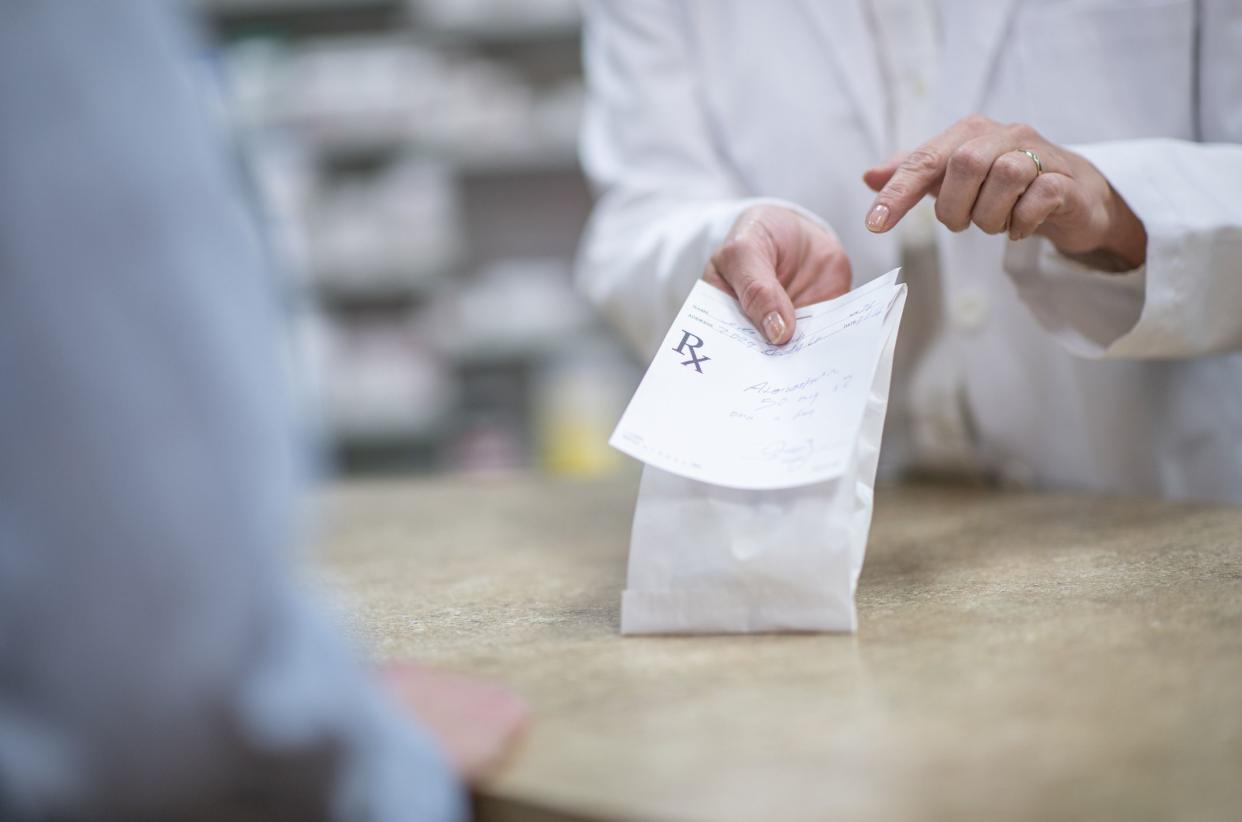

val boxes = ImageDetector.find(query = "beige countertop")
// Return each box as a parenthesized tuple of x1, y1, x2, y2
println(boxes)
(316, 474, 1242, 822)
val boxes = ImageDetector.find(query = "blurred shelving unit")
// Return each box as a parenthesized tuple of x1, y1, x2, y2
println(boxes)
(200, 0, 638, 476)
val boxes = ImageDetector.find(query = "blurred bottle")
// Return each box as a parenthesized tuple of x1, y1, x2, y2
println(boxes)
(534, 336, 638, 477)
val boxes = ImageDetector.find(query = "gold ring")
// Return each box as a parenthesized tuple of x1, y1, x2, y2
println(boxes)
(1019, 148, 1043, 175)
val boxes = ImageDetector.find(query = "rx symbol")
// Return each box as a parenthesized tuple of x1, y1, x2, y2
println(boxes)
(673, 330, 710, 373)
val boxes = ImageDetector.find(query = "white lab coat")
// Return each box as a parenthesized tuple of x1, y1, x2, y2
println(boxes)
(577, 0, 1242, 502)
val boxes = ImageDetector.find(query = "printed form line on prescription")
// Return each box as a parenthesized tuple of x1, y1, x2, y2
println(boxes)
(681, 270, 900, 358)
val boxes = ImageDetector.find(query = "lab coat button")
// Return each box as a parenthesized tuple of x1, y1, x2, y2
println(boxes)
(953, 292, 988, 332)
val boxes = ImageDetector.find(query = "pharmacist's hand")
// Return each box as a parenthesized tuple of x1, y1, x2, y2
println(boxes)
(704, 204, 852, 345)
(381, 663, 529, 783)
(863, 115, 1146, 270)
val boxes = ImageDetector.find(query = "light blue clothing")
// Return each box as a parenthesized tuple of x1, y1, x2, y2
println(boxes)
(0, 3, 462, 819)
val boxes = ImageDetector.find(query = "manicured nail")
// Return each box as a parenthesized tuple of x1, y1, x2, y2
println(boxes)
(866, 203, 889, 232)
(762, 312, 786, 344)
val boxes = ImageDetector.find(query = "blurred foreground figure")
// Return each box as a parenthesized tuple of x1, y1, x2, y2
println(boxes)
(578, 1, 1242, 501)
(0, 4, 521, 820)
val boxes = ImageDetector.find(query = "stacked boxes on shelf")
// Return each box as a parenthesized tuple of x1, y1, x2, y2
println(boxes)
(205, 0, 638, 474)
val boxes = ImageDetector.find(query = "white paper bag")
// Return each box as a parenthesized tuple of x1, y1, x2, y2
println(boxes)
(618, 277, 905, 634)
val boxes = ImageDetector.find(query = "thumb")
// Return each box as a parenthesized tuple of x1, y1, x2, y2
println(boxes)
(707, 240, 797, 345)
(862, 152, 907, 192)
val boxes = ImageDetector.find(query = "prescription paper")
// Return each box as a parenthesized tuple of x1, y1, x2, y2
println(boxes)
(610, 269, 905, 490)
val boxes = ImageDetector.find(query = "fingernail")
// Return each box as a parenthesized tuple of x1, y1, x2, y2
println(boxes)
(762, 312, 787, 344)
(866, 203, 889, 232)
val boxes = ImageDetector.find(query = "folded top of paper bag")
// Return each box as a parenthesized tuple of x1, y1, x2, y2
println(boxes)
(610, 269, 905, 491)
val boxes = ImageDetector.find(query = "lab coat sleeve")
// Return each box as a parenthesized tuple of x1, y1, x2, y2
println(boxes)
(577, 0, 831, 358)
(0, 4, 462, 821)
(1002, 2, 1242, 360)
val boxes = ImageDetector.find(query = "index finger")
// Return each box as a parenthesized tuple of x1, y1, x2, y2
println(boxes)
(865, 118, 985, 233)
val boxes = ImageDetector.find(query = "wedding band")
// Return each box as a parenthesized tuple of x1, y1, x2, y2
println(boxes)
(1019, 148, 1043, 175)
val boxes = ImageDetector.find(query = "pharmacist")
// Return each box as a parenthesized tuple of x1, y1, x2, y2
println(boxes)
(576, 1, 1242, 501)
